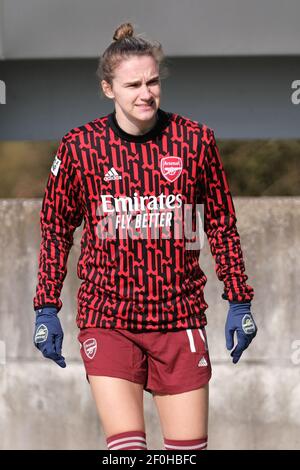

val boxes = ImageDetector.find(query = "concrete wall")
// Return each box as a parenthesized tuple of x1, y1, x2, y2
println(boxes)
(0, 197, 299, 449)
(1, 56, 300, 140)
(1, 0, 300, 58)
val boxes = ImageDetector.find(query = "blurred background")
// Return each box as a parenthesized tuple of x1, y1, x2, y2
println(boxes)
(0, 0, 299, 450)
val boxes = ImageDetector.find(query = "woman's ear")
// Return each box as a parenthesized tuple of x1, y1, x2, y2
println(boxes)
(101, 80, 114, 99)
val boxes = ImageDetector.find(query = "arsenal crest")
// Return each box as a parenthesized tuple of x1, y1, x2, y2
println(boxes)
(83, 338, 97, 359)
(160, 156, 182, 182)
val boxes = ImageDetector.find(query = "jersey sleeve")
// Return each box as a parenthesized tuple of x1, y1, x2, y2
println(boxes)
(201, 128, 254, 302)
(33, 138, 84, 312)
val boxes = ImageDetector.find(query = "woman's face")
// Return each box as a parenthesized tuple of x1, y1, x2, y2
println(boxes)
(102, 55, 161, 129)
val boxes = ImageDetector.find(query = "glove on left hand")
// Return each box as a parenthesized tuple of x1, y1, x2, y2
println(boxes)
(225, 302, 257, 364)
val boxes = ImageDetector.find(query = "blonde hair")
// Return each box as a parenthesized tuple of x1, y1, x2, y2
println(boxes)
(96, 22, 169, 87)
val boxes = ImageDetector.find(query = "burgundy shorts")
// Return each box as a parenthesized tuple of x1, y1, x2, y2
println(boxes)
(78, 327, 212, 395)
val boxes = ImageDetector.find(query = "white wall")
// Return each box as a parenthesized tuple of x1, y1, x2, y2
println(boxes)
(0, 0, 4, 59)
(1, 0, 300, 59)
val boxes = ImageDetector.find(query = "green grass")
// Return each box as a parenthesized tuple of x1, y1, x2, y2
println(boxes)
(217, 139, 300, 196)
(0, 140, 299, 197)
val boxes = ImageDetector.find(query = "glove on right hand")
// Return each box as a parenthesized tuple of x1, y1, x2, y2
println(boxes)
(33, 307, 66, 368)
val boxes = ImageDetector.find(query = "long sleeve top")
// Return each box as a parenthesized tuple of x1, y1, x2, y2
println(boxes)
(33, 108, 254, 331)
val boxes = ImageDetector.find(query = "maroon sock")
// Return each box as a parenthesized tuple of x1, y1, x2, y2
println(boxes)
(164, 436, 208, 450)
(106, 430, 147, 450)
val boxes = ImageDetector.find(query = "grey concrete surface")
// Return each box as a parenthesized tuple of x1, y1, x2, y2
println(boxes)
(0, 197, 299, 449)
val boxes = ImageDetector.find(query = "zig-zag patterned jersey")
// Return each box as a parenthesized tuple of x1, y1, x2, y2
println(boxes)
(33, 108, 254, 331)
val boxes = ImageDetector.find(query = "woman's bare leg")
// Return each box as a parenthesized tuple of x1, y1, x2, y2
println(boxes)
(88, 376, 145, 438)
(153, 384, 209, 440)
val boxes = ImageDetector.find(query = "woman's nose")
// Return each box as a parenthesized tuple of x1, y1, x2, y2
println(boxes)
(140, 84, 152, 99)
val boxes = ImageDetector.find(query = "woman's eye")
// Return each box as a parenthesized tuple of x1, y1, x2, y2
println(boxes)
(128, 80, 159, 88)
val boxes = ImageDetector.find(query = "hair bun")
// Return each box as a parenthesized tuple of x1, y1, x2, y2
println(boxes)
(113, 23, 134, 41)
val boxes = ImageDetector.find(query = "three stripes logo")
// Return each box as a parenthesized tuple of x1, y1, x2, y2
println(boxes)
(198, 356, 208, 367)
(104, 167, 122, 181)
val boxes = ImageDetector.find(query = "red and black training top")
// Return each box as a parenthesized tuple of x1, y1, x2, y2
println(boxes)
(33, 108, 254, 331)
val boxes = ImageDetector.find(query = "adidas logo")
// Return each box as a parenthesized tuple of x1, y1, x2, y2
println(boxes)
(104, 167, 122, 181)
(198, 356, 208, 367)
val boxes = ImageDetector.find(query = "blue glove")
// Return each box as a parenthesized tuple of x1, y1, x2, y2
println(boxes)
(34, 307, 66, 368)
(225, 302, 257, 364)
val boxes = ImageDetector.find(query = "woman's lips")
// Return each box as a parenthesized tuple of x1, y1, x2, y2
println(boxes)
(137, 102, 154, 109)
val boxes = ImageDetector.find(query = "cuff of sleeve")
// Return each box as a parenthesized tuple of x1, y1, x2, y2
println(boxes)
(222, 287, 254, 302)
(33, 299, 62, 313)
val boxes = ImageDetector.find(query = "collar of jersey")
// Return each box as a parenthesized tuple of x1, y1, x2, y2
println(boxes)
(107, 107, 171, 143)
